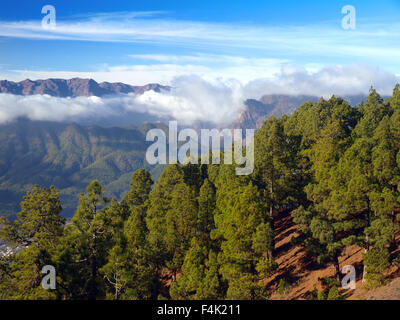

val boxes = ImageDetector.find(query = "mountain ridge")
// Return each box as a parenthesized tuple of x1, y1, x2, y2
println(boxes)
(0, 78, 169, 97)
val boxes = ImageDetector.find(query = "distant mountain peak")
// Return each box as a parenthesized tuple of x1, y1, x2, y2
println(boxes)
(232, 95, 319, 130)
(0, 78, 170, 97)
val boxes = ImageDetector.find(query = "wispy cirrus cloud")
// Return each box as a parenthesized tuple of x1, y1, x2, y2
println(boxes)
(2, 55, 289, 84)
(1, 10, 400, 69)
(128, 54, 289, 66)
(1, 10, 400, 94)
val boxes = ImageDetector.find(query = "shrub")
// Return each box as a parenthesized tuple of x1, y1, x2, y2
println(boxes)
(363, 248, 390, 289)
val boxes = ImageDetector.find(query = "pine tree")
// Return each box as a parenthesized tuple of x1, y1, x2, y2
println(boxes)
(122, 169, 153, 208)
(291, 97, 363, 280)
(363, 247, 390, 288)
(170, 239, 225, 300)
(0, 185, 64, 250)
(196, 250, 226, 299)
(169, 236, 207, 299)
(0, 185, 64, 299)
(100, 244, 130, 299)
(324, 138, 376, 279)
(122, 203, 158, 300)
(197, 178, 216, 237)
(354, 87, 391, 138)
(326, 285, 344, 300)
(165, 182, 198, 281)
(182, 162, 203, 193)
(253, 117, 294, 237)
(169, 177, 222, 300)
(103, 169, 157, 300)
(146, 164, 185, 268)
(388, 83, 400, 110)
(213, 182, 272, 299)
(99, 198, 130, 299)
(252, 222, 275, 267)
(56, 180, 110, 299)
(369, 116, 400, 250)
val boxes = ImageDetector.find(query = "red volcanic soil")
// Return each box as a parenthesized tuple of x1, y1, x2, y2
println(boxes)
(265, 210, 400, 300)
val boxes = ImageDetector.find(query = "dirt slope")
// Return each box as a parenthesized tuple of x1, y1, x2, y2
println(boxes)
(265, 210, 400, 300)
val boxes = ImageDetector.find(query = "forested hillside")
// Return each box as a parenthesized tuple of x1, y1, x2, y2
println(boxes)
(0, 86, 399, 300)
(0, 119, 165, 219)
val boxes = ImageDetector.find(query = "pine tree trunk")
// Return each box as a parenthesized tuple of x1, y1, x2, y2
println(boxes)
(390, 210, 397, 252)
(89, 235, 98, 300)
(115, 275, 118, 300)
(250, 262, 256, 300)
(362, 237, 369, 283)
(172, 269, 177, 282)
(269, 181, 275, 259)
(334, 256, 340, 282)
(362, 259, 367, 283)
(362, 204, 371, 282)
(269, 181, 274, 219)
(90, 257, 98, 299)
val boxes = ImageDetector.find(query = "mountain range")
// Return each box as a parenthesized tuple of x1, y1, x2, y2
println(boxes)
(0, 78, 370, 129)
(0, 78, 169, 97)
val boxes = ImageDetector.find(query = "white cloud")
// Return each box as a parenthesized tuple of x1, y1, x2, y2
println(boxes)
(136, 76, 244, 125)
(244, 63, 400, 98)
(0, 76, 246, 125)
(0, 63, 399, 126)
(0, 94, 123, 123)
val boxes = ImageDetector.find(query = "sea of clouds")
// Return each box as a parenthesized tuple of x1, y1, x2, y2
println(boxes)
(0, 64, 398, 126)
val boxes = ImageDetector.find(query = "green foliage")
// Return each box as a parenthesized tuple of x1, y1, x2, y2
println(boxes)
(253, 116, 301, 256)
(309, 286, 318, 300)
(169, 237, 225, 300)
(327, 285, 344, 300)
(170, 237, 207, 300)
(277, 279, 291, 297)
(55, 180, 111, 299)
(0, 119, 161, 219)
(214, 182, 273, 300)
(363, 248, 390, 289)
(165, 182, 198, 276)
(122, 169, 153, 208)
(317, 290, 326, 300)
(146, 164, 184, 260)
(255, 257, 278, 278)
(0, 185, 64, 299)
(355, 87, 391, 138)
(0, 185, 64, 249)
(197, 179, 216, 236)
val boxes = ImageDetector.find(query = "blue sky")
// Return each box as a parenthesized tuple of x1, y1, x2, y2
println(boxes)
(0, 0, 400, 93)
